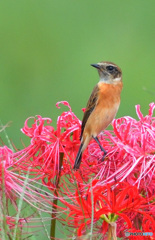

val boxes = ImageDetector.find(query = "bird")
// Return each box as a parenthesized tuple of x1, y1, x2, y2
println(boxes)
(73, 61, 123, 170)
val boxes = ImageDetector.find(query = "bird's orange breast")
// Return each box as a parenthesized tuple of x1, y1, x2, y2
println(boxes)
(83, 81, 123, 138)
(98, 81, 123, 107)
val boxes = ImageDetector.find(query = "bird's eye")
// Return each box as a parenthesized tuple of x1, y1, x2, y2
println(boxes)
(106, 65, 115, 71)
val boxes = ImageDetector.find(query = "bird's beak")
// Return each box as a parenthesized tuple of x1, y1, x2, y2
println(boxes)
(91, 64, 101, 69)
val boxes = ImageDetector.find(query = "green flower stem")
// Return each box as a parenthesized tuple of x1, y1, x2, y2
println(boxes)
(0, 162, 9, 239)
(50, 152, 64, 239)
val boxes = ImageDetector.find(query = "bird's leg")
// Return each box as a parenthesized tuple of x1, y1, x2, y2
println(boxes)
(93, 136, 107, 161)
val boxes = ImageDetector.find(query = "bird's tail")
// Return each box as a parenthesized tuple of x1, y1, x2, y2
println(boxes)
(73, 143, 83, 170)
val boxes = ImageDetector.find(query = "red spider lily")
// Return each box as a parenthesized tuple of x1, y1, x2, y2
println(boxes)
(1, 101, 154, 239)
(141, 217, 155, 239)
(19, 101, 110, 184)
(0, 146, 59, 239)
(56, 180, 155, 238)
(19, 101, 81, 184)
(90, 103, 155, 196)
(0, 146, 16, 204)
(19, 101, 155, 189)
(0, 146, 55, 213)
(11, 101, 155, 210)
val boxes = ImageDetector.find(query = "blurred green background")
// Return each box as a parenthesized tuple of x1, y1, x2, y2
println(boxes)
(1, 0, 155, 147)
(0, 0, 155, 238)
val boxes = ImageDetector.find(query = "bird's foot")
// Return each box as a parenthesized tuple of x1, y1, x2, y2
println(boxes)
(101, 151, 107, 161)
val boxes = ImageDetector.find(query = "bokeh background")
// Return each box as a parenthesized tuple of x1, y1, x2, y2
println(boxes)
(0, 0, 155, 238)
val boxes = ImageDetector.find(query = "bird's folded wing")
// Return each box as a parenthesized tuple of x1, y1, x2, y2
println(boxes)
(80, 84, 99, 139)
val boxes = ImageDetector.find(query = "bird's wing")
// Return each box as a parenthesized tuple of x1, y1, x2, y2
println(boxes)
(80, 84, 99, 139)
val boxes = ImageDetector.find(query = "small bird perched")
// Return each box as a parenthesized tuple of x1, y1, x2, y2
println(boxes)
(73, 61, 123, 170)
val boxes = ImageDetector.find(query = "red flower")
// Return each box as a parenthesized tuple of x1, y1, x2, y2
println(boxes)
(1, 101, 154, 239)
(0, 146, 55, 213)
(57, 180, 155, 238)
(90, 103, 155, 196)
(19, 101, 81, 184)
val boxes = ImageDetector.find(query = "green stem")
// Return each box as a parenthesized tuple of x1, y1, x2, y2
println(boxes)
(13, 168, 30, 240)
(50, 152, 64, 239)
(90, 180, 94, 240)
(0, 162, 8, 239)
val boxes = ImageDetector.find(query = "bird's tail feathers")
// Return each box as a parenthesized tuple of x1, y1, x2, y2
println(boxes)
(73, 143, 83, 170)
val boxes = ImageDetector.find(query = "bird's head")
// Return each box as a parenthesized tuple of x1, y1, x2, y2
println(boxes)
(91, 61, 122, 84)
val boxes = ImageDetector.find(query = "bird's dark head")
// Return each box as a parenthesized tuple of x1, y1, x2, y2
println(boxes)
(91, 61, 122, 84)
